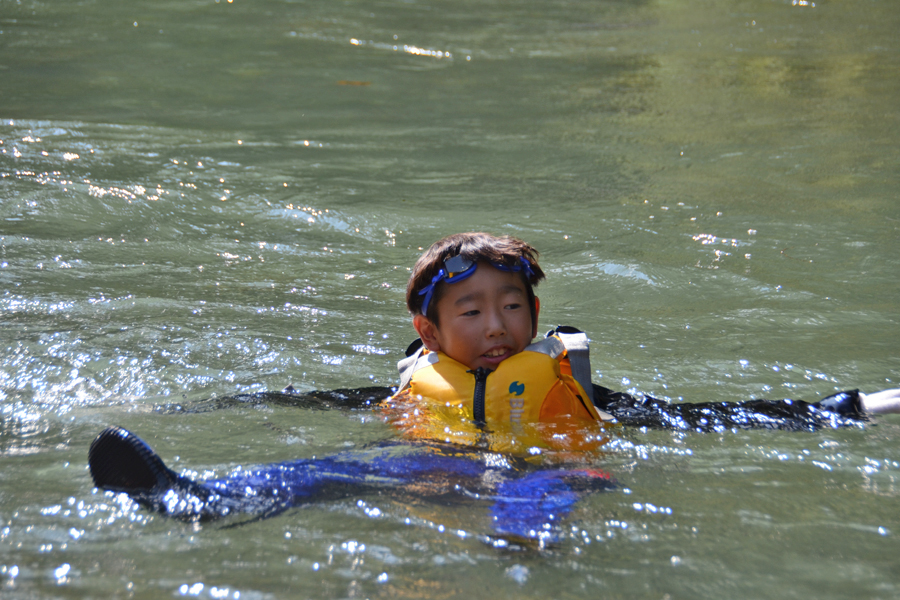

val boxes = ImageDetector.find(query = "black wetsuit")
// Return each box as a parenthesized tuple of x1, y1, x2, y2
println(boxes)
(155, 327, 867, 432)
(181, 384, 864, 433)
(590, 385, 865, 432)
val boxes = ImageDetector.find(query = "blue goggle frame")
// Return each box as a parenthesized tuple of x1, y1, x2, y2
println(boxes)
(418, 255, 535, 317)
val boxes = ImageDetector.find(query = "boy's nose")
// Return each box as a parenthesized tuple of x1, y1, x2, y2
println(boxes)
(485, 310, 507, 337)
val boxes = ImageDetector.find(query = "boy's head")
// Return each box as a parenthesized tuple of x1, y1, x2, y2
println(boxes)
(406, 233, 546, 371)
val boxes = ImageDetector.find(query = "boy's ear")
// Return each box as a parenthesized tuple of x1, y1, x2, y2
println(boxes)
(531, 296, 541, 339)
(413, 314, 442, 352)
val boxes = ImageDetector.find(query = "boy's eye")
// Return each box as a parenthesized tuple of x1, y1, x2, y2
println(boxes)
(461, 310, 480, 317)
(505, 303, 522, 310)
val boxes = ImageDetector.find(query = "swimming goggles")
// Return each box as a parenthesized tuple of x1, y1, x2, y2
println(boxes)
(418, 255, 535, 316)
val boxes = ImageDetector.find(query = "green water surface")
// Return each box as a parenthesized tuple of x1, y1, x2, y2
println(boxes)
(1, 0, 899, 598)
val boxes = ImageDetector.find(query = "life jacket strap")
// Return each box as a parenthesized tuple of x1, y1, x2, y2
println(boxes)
(397, 339, 436, 393)
(543, 326, 595, 406)
(525, 334, 566, 359)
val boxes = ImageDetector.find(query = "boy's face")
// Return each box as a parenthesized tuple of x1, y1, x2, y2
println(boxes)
(413, 262, 540, 371)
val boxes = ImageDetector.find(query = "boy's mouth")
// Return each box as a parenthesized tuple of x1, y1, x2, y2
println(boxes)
(481, 347, 511, 364)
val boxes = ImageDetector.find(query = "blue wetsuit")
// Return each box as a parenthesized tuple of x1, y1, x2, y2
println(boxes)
(88, 426, 615, 544)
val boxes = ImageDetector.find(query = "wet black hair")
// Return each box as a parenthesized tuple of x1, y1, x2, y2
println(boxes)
(406, 232, 545, 328)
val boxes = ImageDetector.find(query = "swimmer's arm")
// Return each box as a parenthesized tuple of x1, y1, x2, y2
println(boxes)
(860, 389, 900, 415)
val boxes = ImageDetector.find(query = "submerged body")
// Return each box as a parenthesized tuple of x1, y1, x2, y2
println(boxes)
(89, 378, 871, 544)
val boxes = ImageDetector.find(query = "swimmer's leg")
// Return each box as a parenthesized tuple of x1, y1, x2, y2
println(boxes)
(89, 427, 617, 540)
(88, 426, 234, 518)
(489, 468, 616, 546)
(88, 427, 490, 521)
(89, 426, 311, 519)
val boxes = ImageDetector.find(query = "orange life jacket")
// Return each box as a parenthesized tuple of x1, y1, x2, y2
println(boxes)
(382, 328, 614, 454)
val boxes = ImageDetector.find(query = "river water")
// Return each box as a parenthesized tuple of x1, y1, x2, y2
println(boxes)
(2, 0, 899, 597)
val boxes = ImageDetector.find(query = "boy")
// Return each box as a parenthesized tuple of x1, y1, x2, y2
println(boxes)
(388, 232, 604, 432)
(86, 232, 619, 531)
(386, 232, 900, 437)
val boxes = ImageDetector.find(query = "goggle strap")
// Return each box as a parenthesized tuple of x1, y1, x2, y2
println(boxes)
(418, 256, 534, 316)
(494, 256, 535, 279)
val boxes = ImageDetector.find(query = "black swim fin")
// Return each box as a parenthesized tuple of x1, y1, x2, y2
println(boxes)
(88, 426, 282, 520)
(88, 425, 179, 495)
